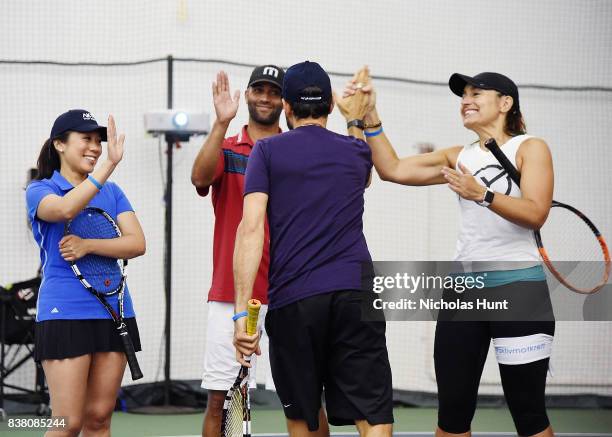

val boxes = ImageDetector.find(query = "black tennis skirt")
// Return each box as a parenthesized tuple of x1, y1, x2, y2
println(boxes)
(34, 318, 141, 362)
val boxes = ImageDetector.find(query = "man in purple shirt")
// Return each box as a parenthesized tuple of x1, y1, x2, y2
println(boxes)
(232, 61, 393, 437)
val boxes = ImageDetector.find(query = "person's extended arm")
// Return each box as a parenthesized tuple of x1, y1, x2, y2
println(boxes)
(36, 116, 125, 222)
(339, 68, 460, 186)
(442, 138, 553, 230)
(191, 71, 239, 191)
(190, 120, 228, 189)
(333, 68, 374, 188)
(233, 192, 268, 366)
(365, 108, 461, 185)
(59, 211, 146, 261)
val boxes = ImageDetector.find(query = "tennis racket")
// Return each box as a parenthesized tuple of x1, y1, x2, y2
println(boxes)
(220, 299, 261, 437)
(485, 138, 611, 294)
(65, 207, 143, 380)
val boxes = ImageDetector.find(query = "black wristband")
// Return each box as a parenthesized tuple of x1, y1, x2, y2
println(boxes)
(477, 188, 495, 207)
(347, 119, 365, 130)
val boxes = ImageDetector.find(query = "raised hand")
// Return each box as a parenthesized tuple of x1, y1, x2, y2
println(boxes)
(334, 66, 376, 121)
(106, 115, 125, 165)
(212, 71, 240, 125)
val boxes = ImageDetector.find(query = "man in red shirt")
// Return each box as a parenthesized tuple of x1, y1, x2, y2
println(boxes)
(191, 64, 284, 437)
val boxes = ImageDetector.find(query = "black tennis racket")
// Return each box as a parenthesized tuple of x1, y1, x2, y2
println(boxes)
(221, 299, 261, 437)
(65, 207, 143, 380)
(485, 138, 611, 294)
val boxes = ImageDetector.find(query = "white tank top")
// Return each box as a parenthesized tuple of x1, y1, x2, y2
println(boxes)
(454, 135, 540, 267)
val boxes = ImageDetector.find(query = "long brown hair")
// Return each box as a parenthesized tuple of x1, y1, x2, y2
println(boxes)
(35, 132, 69, 180)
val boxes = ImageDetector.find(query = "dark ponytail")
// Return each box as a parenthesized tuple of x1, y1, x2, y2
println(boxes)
(35, 132, 68, 180)
(497, 92, 526, 136)
(504, 107, 527, 136)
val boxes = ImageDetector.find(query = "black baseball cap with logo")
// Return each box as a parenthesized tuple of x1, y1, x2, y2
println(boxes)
(50, 109, 108, 141)
(248, 65, 285, 90)
(449, 72, 520, 111)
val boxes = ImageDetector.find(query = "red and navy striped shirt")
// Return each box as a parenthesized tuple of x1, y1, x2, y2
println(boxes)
(198, 125, 272, 304)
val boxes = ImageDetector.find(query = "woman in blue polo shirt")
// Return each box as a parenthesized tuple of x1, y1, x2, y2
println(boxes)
(26, 109, 145, 436)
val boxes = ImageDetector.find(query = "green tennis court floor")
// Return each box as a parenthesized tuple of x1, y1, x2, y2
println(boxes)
(117, 407, 612, 436)
(3, 408, 611, 436)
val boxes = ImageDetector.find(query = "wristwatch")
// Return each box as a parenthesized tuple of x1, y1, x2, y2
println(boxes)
(478, 188, 495, 207)
(346, 119, 365, 130)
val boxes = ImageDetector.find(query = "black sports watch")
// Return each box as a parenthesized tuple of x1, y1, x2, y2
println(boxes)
(346, 119, 365, 130)
(478, 188, 495, 207)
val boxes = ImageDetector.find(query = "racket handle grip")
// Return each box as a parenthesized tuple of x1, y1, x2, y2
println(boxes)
(246, 299, 261, 336)
(120, 329, 143, 380)
(484, 138, 522, 186)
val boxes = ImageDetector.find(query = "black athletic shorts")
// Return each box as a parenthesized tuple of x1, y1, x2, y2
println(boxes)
(265, 290, 394, 431)
(34, 318, 141, 361)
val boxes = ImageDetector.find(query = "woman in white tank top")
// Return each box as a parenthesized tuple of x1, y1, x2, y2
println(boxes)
(340, 69, 555, 437)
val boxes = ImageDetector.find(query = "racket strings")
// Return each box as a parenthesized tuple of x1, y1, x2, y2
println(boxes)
(75, 255, 123, 292)
(222, 385, 248, 437)
(68, 209, 124, 293)
(540, 205, 610, 292)
(69, 209, 120, 239)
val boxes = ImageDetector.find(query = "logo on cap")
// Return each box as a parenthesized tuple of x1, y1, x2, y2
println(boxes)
(49, 109, 107, 142)
(262, 66, 279, 78)
(282, 61, 332, 104)
(248, 65, 285, 89)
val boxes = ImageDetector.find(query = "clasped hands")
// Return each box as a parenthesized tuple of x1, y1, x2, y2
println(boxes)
(334, 66, 376, 123)
(337, 66, 486, 203)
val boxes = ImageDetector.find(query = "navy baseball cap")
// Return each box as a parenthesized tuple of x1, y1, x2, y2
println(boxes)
(282, 61, 332, 104)
(248, 65, 285, 89)
(50, 109, 108, 141)
(449, 72, 520, 110)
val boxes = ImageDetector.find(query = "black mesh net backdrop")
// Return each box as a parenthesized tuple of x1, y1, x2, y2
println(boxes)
(1, 0, 611, 405)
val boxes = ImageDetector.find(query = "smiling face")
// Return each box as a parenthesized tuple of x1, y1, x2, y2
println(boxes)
(460, 85, 514, 130)
(245, 82, 283, 126)
(54, 131, 102, 176)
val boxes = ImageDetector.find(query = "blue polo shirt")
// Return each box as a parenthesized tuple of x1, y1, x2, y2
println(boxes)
(244, 125, 373, 310)
(26, 171, 136, 321)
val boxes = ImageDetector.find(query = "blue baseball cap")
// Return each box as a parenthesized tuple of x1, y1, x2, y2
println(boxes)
(282, 61, 332, 104)
(50, 109, 108, 141)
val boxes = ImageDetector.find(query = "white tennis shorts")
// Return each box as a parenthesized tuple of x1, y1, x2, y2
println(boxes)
(201, 301, 274, 391)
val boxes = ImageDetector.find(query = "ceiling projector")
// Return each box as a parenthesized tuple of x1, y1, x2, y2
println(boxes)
(144, 110, 210, 139)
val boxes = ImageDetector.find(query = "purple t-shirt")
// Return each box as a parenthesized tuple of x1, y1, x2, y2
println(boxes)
(244, 125, 372, 309)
